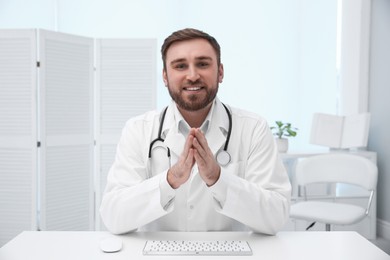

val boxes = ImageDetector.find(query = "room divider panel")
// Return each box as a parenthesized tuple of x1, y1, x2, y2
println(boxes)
(38, 30, 95, 231)
(95, 38, 156, 230)
(0, 29, 156, 245)
(0, 29, 38, 247)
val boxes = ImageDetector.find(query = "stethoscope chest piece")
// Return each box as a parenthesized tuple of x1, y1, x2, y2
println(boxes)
(216, 150, 231, 166)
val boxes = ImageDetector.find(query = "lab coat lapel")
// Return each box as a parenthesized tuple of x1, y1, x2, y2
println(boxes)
(161, 105, 186, 157)
(164, 129, 185, 158)
(161, 99, 229, 157)
(206, 122, 226, 156)
(206, 99, 229, 156)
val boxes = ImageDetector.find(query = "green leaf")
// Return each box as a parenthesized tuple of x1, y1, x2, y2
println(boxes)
(270, 121, 298, 138)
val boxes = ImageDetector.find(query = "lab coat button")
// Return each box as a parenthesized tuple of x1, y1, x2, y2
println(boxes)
(189, 205, 194, 210)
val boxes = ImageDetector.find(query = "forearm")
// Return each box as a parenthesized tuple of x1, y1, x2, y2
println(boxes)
(100, 172, 175, 234)
(209, 172, 291, 235)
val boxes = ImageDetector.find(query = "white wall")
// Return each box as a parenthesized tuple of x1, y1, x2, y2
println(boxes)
(0, 0, 338, 152)
(0, 0, 56, 29)
(339, 0, 371, 115)
(368, 0, 390, 225)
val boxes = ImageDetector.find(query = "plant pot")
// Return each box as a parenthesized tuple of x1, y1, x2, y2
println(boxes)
(275, 138, 288, 153)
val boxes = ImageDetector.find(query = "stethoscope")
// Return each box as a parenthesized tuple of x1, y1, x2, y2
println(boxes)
(148, 103, 232, 171)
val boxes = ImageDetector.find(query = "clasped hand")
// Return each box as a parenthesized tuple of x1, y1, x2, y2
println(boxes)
(167, 128, 221, 189)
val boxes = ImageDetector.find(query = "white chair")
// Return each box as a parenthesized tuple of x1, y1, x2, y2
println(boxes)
(290, 153, 378, 231)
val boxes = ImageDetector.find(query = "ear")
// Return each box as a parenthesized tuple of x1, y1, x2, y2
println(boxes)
(162, 69, 168, 86)
(218, 63, 224, 83)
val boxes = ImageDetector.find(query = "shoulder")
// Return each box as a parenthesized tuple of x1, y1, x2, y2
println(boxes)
(225, 104, 275, 148)
(122, 109, 161, 135)
(229, 105, 270, 130)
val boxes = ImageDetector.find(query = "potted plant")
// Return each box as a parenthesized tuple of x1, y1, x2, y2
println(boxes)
(270, 121, 298, 153)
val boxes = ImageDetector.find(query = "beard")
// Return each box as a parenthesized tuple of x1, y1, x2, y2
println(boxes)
(167, 79, 219, 112)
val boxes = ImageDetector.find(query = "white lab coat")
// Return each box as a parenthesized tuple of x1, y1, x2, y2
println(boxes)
(100, 98, 291, 235)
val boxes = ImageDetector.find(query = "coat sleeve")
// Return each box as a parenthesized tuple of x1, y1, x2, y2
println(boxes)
(208, 118, 291, 235)
(99, 117, 175, 234)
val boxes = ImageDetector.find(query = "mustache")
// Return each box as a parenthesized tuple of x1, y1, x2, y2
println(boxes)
(183, 80, 205, 87)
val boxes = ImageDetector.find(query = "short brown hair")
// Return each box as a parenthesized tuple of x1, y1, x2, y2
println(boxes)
(161, 28, 221, 70)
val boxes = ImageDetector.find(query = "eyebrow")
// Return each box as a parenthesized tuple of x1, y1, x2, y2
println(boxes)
(169, 56, 213, 65)
(170, 58, 186, 65)
(196, 56, 213, 62)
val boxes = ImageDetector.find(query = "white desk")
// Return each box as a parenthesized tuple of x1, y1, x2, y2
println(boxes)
(0, 231, 388, 260)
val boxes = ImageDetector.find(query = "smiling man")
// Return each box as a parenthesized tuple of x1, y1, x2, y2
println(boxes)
(100, 28, 291, 235)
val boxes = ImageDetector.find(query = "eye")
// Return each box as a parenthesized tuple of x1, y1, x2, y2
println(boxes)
(197, 62, 209, 68)
(174, 63, 187, 70)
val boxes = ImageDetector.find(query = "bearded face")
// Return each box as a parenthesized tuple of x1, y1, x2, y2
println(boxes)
(166, 77, 219, 112)
(163, 38, 224, 113)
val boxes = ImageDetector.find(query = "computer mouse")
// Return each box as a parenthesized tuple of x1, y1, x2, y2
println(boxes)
(99, 236, 123, 253)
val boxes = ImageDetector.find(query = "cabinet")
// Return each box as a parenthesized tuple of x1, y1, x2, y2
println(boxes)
(281, 150, 377, 239)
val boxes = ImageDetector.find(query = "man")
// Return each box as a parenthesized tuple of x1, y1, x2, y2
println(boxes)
(100, 28, 291, 235)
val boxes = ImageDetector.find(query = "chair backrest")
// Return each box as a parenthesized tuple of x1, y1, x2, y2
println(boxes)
(296, 153, 378, 191)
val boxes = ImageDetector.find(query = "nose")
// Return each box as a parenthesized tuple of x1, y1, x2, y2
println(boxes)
(186, 66, 200, 82)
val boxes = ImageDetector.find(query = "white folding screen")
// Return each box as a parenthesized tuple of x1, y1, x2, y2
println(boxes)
(0, 29, 38, 246)
(39, 30, 94, 231)
(95, 39, 157, 229)
(0, 29, 157, 242)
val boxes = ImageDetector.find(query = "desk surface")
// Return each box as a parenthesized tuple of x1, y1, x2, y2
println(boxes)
(0, 231, 388, 260)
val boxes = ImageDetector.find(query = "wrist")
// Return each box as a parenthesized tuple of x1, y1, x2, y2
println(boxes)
(167, 169, 181, 189)
(206, 167, 221, 187)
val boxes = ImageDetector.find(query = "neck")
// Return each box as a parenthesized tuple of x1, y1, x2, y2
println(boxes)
(177, 103, 212, 128)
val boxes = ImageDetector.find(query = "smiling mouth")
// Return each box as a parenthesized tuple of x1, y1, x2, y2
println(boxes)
(184, 86, 204, 91)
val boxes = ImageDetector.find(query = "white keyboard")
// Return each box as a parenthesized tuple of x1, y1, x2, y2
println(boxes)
(143, 240, 252, 256)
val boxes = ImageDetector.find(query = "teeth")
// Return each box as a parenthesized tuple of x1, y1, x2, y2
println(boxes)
(186, 87, 201, 91)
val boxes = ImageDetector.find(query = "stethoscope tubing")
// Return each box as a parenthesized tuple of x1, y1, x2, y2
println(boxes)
(148, 103, 232, 165)
(148, 106, 170, 159)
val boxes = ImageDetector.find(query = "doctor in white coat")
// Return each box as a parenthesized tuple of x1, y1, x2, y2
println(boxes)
(100, 28, 291, 235)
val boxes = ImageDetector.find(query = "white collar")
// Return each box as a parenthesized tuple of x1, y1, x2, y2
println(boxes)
(161, 98, 229, 138)
(161, 98, 230, 156)
(172, 100, 215, 137)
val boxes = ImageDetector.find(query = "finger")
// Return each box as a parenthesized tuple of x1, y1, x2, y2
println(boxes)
(189, 128, 197, 136)
(180, 142, 195, 176)
(193, 128, 210, 152)
(182, 133, 194, 158)
(192, 137, 207, 159)
(185, 148, 195, 168)
(193, 149, 206, 168)
(194, 149, 221, 186)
